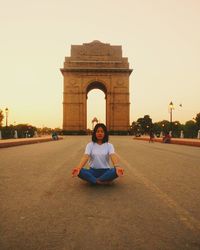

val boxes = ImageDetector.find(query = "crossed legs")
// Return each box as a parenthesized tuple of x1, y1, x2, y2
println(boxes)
(78, 168, 118, 184)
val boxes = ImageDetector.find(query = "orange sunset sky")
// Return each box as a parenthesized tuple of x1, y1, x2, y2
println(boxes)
(0, 0, 200, 129)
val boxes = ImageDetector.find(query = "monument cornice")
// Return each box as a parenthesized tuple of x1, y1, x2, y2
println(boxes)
(60, 68, 133, 75)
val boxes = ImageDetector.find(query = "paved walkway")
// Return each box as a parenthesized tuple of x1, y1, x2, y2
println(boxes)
(134, 136, 200, 147)
(0, 136, 63, 148)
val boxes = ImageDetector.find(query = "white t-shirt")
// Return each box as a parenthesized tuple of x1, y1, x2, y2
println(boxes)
(85, 142, 115, 169)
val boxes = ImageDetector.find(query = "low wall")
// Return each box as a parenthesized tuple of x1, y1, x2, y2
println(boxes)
(0, 137, 63, 148)
(133, 137, 200, 147)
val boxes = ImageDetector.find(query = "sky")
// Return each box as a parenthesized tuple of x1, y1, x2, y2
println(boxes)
(0, 0, 200, 129)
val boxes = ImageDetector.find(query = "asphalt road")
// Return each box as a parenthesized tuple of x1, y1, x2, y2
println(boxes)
(0, 136, 200, 250)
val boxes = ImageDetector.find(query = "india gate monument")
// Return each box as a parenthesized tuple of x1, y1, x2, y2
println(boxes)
(60, 40, 133, 134)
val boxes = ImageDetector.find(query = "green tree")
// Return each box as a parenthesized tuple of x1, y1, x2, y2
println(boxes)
(171, 121, 182, 138)
(194, 113, 200, 130)
(14, 124, 37, 138)
(152, 122, 161, 136)
(130, 121, 142, 136)
(155, 120, 170, 135)
(38, 126, 52, 135)
(137, 115, 153, 134)
(1, 126, 14, 138)
(184, 120, 197, 138)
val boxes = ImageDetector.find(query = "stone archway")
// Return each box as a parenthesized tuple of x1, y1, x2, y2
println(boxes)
(86, 81, 107, 129)
(60, 40, 133, 134)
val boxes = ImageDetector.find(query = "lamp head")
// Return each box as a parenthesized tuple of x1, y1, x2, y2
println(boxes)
(169, 101, 173, 109)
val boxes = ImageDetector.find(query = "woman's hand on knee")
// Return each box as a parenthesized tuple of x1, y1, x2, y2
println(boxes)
(72, 167, 81, 177)
(115, 167, 124, 177)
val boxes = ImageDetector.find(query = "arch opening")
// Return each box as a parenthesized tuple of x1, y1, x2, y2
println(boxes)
(86, 81, 107, 97)
(87, 84, 106, 130)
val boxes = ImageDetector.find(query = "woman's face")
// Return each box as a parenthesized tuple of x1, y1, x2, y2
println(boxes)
(96, 127, 105, 141)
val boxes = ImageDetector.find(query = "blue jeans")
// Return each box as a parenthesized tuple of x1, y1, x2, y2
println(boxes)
(78, 168, 118, 184)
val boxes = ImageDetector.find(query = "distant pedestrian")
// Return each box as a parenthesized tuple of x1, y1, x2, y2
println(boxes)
(71, 123, 124, 185)
(149, 130, 154, 143)
(52, 131, 58, 140)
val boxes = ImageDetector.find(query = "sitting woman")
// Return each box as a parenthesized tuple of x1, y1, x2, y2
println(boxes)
(71, 123, 124, 185)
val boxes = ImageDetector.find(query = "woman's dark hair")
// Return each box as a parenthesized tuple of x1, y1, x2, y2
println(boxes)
(92, 123, 109, 143)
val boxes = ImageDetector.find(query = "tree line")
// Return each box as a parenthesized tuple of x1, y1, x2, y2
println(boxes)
(0, 110, 61, 139)
(130, 113, 200, 138)
(1, 109, 200, 138)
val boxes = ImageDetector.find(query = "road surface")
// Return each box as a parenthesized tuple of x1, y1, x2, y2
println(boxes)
(0, 136, 200, 250)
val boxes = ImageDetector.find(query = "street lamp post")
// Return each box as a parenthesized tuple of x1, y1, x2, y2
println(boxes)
(5, 107, 9, 127)
(169, 101, 174, 135)
(169, 101, 173, 123)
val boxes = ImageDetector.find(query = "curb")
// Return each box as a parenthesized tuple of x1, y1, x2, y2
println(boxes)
(0, 137, 63, 149)
(133, 137, 200, 147)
